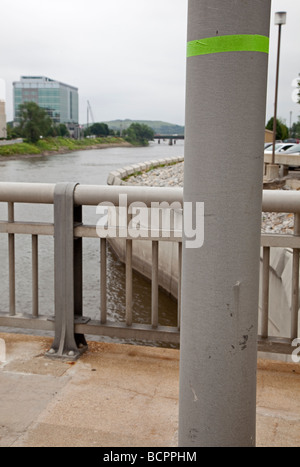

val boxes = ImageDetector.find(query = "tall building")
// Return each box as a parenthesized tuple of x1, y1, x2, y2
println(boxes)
(13, 76, 79, 127)
(0, 101, 7, 139)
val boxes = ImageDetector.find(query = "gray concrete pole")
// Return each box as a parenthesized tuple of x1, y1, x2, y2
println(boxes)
(179, 0, 271, 447)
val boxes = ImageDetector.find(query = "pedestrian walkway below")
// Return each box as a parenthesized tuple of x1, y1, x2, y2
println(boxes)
(0, 333, 299, 447)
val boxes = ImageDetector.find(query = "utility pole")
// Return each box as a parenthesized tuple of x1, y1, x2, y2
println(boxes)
(271, 12, 287, 170)
(179, 0, 271, 447)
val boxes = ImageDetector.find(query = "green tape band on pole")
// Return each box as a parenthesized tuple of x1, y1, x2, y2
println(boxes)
(187, 34, 269, 57)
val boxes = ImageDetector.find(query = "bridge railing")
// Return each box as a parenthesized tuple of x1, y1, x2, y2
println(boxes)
(0, 182, 299, 359)
(0, 182, 183, 359)
(259, 190, 300, 356)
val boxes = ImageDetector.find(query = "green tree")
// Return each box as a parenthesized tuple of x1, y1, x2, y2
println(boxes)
(56, 124, 70, 137)
(46, 124, 70, 138)
(89, 122, 109, 137)
(18, 102, 52, 143)
(84, 126, 91, 137)
(125, 123, 155, 146)
(6, 123, 22, 140)
(291, 121, 300, 139)
(266, 117, 289, 141)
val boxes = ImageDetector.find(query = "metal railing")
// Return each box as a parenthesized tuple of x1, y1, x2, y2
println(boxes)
(0, 182, 299, 359)
(0, 182, 183, 359)
(259, 190, 300, 356)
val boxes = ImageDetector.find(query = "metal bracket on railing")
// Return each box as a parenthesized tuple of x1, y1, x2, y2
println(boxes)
(47, 182, 89, 360)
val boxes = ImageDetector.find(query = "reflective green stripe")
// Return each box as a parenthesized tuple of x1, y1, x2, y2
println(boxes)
(187, 34, 269, 57)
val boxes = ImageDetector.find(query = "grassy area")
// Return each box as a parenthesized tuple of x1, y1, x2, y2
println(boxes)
(0, 137, 126, 157)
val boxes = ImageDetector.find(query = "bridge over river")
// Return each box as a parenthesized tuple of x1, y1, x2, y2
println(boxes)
(154, 135, 184, 145)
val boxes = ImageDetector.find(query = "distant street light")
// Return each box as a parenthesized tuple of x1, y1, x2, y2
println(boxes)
(272, 11, 287, 165)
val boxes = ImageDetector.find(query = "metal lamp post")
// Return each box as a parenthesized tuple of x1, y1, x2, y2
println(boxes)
(179, 0, 271, 447)
(272, 12, 287, 166)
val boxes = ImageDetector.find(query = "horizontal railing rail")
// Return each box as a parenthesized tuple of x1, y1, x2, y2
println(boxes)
(0, 182, 184, 206)
(0, 182, 299, 359)
(2, 181, 300, 211)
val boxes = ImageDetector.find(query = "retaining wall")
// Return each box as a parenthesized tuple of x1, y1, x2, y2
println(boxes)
(107, 158, 298, 340)
(107, 156, 184, 299)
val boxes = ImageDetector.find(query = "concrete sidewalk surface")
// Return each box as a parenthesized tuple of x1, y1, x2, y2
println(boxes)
(0, 332, 300, 447)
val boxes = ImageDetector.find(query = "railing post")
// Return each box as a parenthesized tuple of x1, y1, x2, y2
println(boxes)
(8, 202, 16, 316)
(178, 242, 182, 331)
(47, 182, 88, 360)
(100, 238, 107, 325)
(291, 213, 300, 340)
(179, 0, 271, 447)
(261, 247, 270, 338)
(152, 241, 159, 329)
(32, 235, 39, 318)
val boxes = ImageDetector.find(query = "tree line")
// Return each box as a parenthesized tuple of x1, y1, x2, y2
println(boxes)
(85, 121, 155, 146)
(265, 77, 300, 140)
(266, 77, 300, 140)
(8, 102, 70, 142)
(266, 117, 300, 141)
(8, 102, 155, 146)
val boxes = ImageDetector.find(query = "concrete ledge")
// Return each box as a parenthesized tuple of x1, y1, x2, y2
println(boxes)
(264, 152, 300, 167)
(107, 156, 184, 186)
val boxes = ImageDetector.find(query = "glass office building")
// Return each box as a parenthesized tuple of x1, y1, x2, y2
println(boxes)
(13, 76, 79, 126)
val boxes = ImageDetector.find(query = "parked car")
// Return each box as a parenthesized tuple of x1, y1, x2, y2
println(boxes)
(284, 144, 300, 155)
(283, 138, 300, 144)
(264, 143, 297, 153)
(283, 144, 300, 170)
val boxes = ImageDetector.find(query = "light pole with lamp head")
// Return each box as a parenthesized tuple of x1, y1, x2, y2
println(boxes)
(271, 11, 287, 168)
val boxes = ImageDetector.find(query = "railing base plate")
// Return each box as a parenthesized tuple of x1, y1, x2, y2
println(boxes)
(46, 344, 88, 361)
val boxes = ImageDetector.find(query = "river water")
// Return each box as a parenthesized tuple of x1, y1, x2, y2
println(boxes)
(0, 140, 184, 346)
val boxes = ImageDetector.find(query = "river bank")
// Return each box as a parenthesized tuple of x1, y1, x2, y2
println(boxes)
(0, 137, 132, 161)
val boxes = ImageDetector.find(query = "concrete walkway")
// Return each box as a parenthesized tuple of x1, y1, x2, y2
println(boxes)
(0, 333, 299, 447)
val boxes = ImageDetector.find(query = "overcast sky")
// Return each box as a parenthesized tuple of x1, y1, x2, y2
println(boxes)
(0, 0, 299, 127)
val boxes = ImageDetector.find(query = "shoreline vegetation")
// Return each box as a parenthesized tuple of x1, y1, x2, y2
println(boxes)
(0, 137, 133, 160)
(4, 104, 157, 159)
